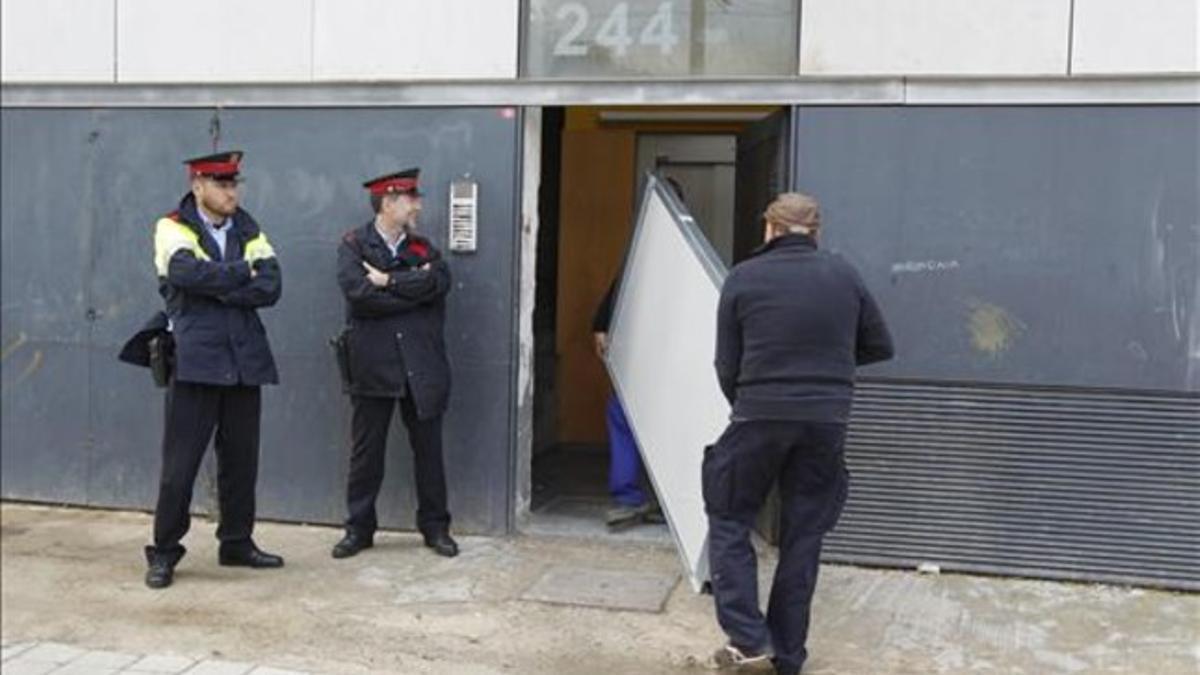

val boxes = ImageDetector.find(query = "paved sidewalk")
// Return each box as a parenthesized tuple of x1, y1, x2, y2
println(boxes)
(2, 640, 306, 675)
(2, 503, 1197, 674)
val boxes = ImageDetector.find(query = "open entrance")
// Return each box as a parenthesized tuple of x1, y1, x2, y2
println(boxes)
(526, 105, 790, 542)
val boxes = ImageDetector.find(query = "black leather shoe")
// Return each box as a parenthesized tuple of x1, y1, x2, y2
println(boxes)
(144, 560, 174, 589)
(219, 544, 284, 568)
(144, 545, 183, 590)
(423, 531, 459, 558)
(331, 531, 374, 559)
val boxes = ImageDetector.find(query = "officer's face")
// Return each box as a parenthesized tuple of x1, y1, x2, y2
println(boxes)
(193, 177, 240, 218)
(391, 194, 422, 228)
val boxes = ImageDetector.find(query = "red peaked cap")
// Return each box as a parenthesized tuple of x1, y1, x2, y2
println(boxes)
(184, 150, 243, 179)
(363, 167, 422, 196)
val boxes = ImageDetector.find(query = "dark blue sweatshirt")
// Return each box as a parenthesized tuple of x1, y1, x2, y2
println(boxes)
(715, 233, 894, 423)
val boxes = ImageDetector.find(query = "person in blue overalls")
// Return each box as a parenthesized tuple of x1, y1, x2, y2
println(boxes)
(591, 175, 688, 530)
(591, 279, 664, 530)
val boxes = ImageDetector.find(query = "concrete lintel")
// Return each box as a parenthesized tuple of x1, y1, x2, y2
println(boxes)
(904, 74, 1200, 105)
(4, 76, 1197, 108)
(3, 78, 902, 108)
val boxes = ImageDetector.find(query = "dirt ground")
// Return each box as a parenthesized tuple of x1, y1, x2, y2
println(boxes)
(2, 503, 1197, 674)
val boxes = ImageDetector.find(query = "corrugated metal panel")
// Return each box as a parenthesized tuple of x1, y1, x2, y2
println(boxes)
(825, 380, 1200, 591)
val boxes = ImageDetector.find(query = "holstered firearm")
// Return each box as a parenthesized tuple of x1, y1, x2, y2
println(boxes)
(148, 333, 174, 388)
(118, 311, 173, 387)
(330, 331, 352, 392)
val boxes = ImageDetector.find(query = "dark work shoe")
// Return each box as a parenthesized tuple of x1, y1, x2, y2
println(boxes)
(641, 504, 666, 525)
(218, 543, 284, 568)
(605, 502, 654, 531)
(331, 531, 374, 559)
(143, 544, 184, 590)
(712, 644, 776, 673)
(423, 530, 459, 558)
(144, 560, 174, 589)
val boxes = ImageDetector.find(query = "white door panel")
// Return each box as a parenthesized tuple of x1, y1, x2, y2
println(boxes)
(606, 174, 729, 592)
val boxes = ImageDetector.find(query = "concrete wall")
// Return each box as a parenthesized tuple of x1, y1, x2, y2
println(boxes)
(1072, 0, 1199, 74)
(2, 0, 520, 83)
(1, 0, 116, 82)
(2, 0, 1196, 83)
(798, 0, 1199, 76)
(311, 0, 519, 81)
(799, 0, 1071, 75)
(116, 0, 313, 83)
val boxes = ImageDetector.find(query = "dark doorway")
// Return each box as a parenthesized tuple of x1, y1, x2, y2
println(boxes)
(527, 106, 789, 541)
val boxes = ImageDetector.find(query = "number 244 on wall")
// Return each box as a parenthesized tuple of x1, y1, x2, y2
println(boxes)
(554, 2, 680, 57)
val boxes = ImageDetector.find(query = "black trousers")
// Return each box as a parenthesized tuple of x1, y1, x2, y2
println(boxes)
(150, 380, 261, 563)
(345, 394, 450, 538)
(702, 420, 849, 675)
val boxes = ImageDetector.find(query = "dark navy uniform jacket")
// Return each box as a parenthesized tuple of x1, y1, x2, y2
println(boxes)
(336, 222, 452, 420)
(154, 193, 281, 386)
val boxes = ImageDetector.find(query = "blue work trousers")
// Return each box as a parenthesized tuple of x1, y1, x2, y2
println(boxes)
(606, 394, 646, 507)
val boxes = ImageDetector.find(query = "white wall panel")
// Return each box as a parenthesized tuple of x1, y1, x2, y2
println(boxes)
(312, 0, 518, 80)
(1072, 0, 1199, 74)
(116, 0, 313, 82)
(800, 0, 1071, 76)
(3, 0, 1191, 87)
(1, 0, 115, 82)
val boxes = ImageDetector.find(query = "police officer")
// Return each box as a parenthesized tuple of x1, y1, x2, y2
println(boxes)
(143, 151, 284, 589)
(331, 168, 458, 559)
(705, 193, 893, 673)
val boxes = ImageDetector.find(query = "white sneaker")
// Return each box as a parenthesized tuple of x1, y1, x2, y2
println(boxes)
(712, 644, 775, 672)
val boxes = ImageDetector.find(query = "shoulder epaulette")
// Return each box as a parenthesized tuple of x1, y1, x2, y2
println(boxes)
(153, 211, 181, 230)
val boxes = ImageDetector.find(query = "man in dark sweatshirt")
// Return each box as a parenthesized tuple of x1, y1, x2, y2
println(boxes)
(705, 193, 894, 674)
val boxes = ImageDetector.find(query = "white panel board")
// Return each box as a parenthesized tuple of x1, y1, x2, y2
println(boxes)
(1, 0, 115, 83)
(606, 175, 730, 592)
(117, 0, 313, 83)
(1072, 0, 1199, 74)
(799, 0, 1071, 76)
(312, 0, 518, 80)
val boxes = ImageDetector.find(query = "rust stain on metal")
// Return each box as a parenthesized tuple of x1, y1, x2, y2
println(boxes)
(966, 300, 1026, 357)
(2, 332, 29, 360)
(16, 349, 44, 383)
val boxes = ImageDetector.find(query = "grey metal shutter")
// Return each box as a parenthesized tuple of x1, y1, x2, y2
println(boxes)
(824, 379, 1200, 591)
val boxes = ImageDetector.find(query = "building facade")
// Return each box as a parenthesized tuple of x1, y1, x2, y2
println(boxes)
(2, 0, 1198, 589)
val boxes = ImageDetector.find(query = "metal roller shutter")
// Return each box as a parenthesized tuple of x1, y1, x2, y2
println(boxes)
(825, 379, 1200, 591)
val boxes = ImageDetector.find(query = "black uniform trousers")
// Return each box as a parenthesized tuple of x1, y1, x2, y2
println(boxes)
(150, 380, 261, 564)
(702, 419, 849, 675)
(345, 393, 450, 538)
